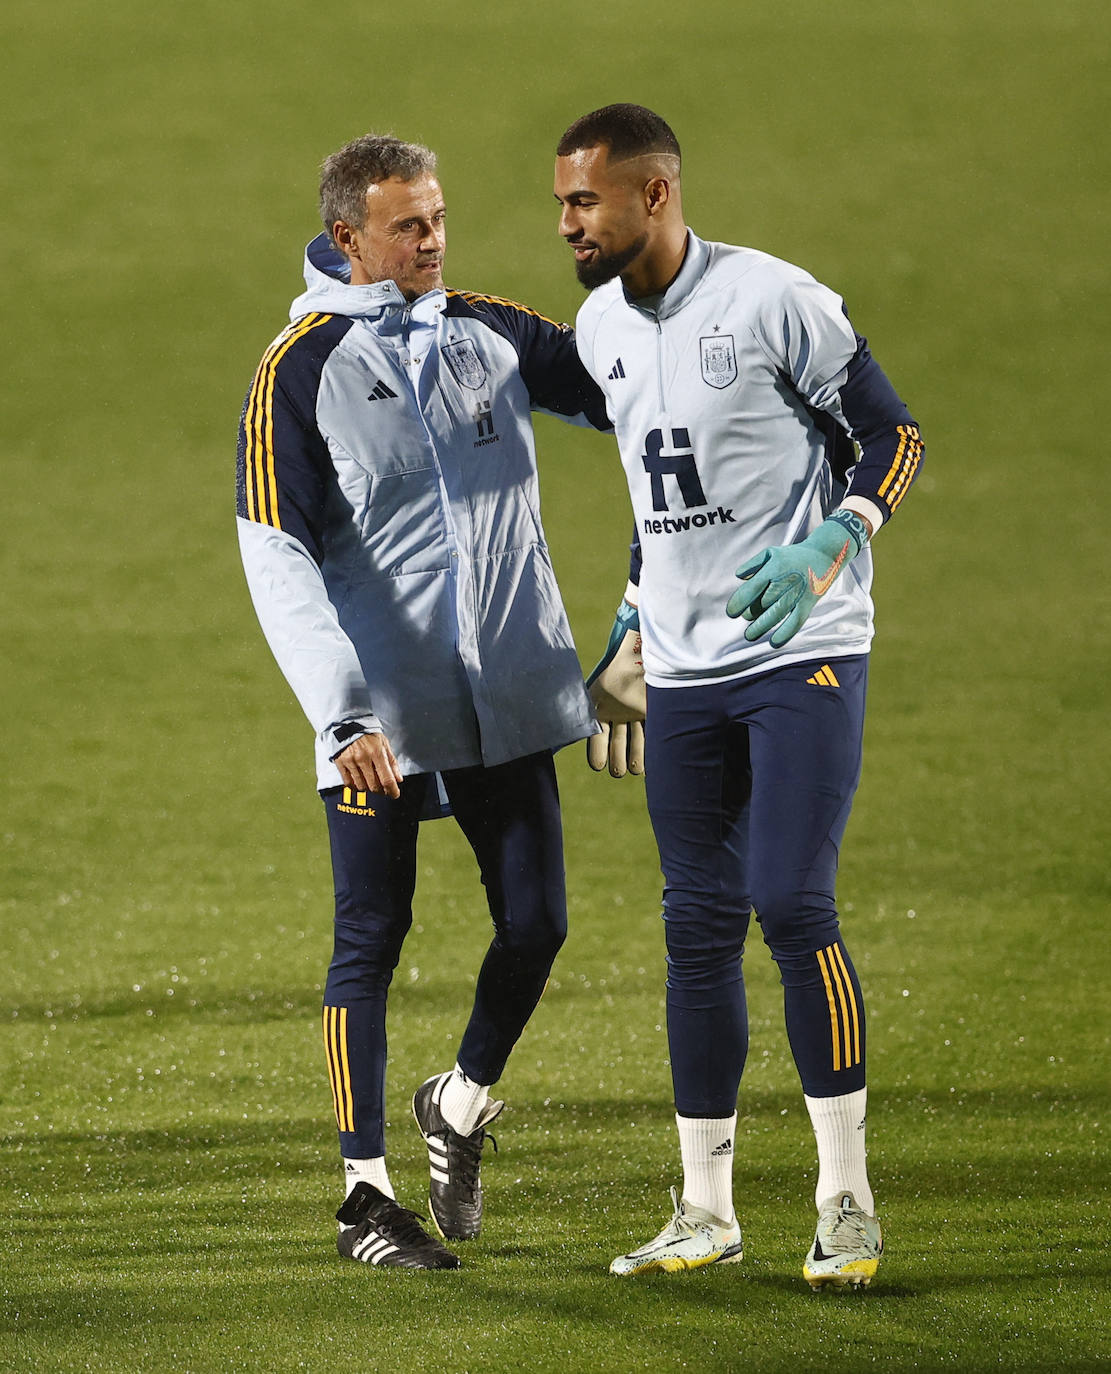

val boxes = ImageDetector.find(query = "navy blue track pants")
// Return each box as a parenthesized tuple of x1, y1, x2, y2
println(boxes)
(644, 656, 868, 1115)
(321, 750, 566, 1158)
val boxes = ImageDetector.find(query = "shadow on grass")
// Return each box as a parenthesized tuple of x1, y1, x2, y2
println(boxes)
(8, 968, 626, 1026)
(5, 1088, 1109, 1348)
(4, 1082, 1106, 1175)
(7, 985, 326, 1024)
(2, 1116, 326, 1170)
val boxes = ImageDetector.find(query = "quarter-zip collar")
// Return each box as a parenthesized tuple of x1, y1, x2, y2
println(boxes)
(623, 229, 709, 321)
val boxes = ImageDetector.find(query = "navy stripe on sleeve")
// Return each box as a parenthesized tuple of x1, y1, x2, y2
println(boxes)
(445, 290, 611, 430)
(236, 313, 354, 562)
(837, 335, 924, 519)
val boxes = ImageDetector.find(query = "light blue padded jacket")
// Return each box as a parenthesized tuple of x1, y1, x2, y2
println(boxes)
(237, 236, 607, 789)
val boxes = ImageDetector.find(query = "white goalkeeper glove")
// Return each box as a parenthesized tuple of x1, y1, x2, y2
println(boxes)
(584, 597, 646, 778)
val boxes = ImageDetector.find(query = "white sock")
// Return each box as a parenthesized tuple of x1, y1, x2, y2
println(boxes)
(342, 1156, 394, 1204)
(438, 1063, 490, 1136)
(676, 1112, 737, 1224)
(804, 1087, 873, 1214)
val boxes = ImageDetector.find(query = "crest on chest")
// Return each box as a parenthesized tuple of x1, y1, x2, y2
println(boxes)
(443, 339, 488, 389)
(700, 334, 737, 389)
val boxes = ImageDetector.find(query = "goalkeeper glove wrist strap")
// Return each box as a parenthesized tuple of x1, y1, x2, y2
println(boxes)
(823, 507, 870, 559)
(614, 597, 640, 634)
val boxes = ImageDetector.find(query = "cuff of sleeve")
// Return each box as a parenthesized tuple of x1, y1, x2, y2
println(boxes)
(838, 495, 886, 537)
(325, 715, 382, 761)
(623, 579, 640, 608)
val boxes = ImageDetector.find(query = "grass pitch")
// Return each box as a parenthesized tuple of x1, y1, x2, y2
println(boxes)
(3, 0, 1109, 1369)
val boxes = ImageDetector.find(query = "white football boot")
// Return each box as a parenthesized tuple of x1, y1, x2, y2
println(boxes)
(610, 1187, 743, 1275)
(803, 1191, 883, 1289)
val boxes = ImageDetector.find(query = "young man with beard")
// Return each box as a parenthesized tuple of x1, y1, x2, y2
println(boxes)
(238, 133, 609, 1269)
(554, 104, 924, 1288)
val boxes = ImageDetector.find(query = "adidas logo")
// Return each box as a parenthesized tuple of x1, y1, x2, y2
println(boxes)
(710, 1137, 733, 1156)
(607, 358, 626, 380)
(367, 380, 398, 401)
(806, 664, 840, 687)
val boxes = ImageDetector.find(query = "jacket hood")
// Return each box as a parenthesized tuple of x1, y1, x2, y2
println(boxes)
(289, 233, 446, 322)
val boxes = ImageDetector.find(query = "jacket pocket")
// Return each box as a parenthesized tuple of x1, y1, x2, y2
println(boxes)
(356, 466, 452, 576)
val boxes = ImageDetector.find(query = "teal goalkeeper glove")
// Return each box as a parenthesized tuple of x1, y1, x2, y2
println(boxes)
(726, 509, 870, 647)
(585, 599, 646, 777)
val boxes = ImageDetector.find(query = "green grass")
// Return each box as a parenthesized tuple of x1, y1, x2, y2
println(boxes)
(2, 0, 1109, 1369)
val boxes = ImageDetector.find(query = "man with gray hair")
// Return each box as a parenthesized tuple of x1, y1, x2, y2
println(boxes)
(237, 133, 610, 1269)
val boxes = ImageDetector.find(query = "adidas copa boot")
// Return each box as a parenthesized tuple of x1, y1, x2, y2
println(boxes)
(412, 1072, 503, 1241)
(336, 1182, 460, 1269)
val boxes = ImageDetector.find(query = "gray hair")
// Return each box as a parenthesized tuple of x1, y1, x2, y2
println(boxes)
(319, 134, 438, 245)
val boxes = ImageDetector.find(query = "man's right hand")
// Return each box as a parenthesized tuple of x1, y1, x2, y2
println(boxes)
(334, 732, 404, 800)
(585, 599, 646, 778)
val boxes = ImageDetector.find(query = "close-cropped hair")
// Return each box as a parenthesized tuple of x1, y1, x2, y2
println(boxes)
(319, 135, 438, 244)
(556, 104, 681, 163)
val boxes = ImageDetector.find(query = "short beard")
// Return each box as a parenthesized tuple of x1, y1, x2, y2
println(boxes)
(398, 258, 443, 301)
(574, 233, 648, 290)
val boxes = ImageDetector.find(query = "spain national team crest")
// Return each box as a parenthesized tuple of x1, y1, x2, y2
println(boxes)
(700, 334, 737, 389)
(443, 339, 488, 389)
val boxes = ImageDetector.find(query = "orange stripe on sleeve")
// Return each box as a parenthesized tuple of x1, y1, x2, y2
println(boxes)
(887, 435, 923, 512)
(243, 334, 286, 523)
(243, 313, 332, 530)
(877, 426, 910, 500)
(447, 289, 562, 328)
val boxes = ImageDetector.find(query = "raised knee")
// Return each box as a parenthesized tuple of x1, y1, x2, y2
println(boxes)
(531, 916, 567, 964)
(498, 907, 567, 965)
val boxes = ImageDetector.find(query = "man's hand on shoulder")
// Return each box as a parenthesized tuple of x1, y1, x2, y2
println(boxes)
(335, 732, 404, 800)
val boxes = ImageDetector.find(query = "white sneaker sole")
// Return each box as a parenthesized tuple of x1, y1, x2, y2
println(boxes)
(611, 1240, 744, 1276)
